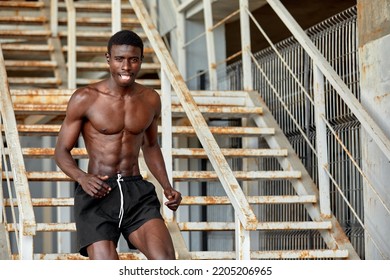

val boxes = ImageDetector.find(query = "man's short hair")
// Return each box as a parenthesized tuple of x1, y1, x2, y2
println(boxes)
(107, 30, 144, 58)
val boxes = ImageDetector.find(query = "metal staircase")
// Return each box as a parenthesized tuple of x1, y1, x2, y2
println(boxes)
(0, 0, 361, 260)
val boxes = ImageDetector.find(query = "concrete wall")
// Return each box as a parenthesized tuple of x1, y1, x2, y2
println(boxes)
(357, 0, 390, 259)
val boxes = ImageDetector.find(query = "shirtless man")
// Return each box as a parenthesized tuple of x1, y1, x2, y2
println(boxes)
(54, 30, 182, 260)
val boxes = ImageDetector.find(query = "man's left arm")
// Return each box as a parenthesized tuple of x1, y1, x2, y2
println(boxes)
(142, 115, 181, 211)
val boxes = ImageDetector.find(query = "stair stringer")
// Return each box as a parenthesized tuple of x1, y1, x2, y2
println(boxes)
(130, 0, 258, 231)
(246, 90, 360, 260)
(0, 223, 11, 260)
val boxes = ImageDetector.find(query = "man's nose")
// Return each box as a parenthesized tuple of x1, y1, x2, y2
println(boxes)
(121, 59, 130, 69)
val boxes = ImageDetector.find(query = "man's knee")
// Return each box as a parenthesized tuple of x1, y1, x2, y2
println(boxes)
(87, 240, 119, 260)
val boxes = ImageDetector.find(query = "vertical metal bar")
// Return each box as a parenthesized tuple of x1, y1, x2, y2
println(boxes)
(174, 0, 187, 80)
(161, 70, 174, 222)
(235, 213, 250, 260)
(239, 0, 253, 91)
(0, 47, 36, 259)
(313, 64, 331, 216)
(239, 0, 253, 257)
(112, 0, 122, 33)
(65, 0, 76, 89)
(50, 0, 58, 37)
(130, 0, 257, 230)
(203, 0, 217, 90)
(19, 215, 34, 260)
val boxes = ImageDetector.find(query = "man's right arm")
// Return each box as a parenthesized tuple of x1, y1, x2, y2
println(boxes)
(54, 90, 87, 183)
(54, 89, 111, 198)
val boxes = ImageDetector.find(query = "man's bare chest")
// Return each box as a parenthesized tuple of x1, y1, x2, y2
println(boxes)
(86, 99, 154, 135)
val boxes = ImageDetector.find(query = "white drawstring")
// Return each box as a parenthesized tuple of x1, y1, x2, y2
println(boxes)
(117, 174, 124, 228)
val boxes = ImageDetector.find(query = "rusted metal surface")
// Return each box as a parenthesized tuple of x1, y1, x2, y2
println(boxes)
(31, 252, 145, 260)
(171, 147, 288, 158)
(0, 30, 51, 38)
(181, 195, 316, 205)
(7, 77, 61, 86)
(19, 147, 87, 158)
(268, 0, 390, 162)
(5, 60, 57, 70)
(57, 16, 140, 26)
(187, 249, 349, 260)
(177, 221, 331, 231)
(130, 0, 258, 230)
(247, 91, 361, 259)
(169, 126, 274, 136)
(0, 2, 44, 9)
(0, 16, 47, 24)
(170, 105, 263, 118)
(1, 44, 53, 52)
(250, 249, 349, 259)
(172, 170, 301, 181)
(4, 198, 74, 207)
(0, 47, 36, 258)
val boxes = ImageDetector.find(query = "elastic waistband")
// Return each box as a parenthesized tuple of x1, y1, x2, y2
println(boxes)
(106, 174, 143, 183)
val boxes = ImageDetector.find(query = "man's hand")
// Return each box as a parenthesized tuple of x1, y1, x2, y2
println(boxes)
(78, 174, 111, 198)
(164, 188, 182, 211)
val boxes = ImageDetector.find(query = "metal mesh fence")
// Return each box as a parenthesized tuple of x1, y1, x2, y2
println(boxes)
(222, 6, 364, 258)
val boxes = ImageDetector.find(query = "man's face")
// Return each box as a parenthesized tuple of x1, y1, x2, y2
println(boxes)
(106, 44, 143, 87)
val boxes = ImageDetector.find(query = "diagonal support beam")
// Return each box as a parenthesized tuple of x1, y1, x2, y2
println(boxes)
(129, 0, 258, 230)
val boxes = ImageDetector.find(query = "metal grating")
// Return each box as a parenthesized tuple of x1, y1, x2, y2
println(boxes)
(222, 6, 364, 258)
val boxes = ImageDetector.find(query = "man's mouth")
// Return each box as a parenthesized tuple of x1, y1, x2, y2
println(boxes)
(119, 73, 132, 82)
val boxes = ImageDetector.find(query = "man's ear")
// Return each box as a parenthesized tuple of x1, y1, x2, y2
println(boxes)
(105, 53, 110, 63)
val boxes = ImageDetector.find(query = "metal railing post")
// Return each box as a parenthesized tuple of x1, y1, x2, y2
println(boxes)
(240, 0, 253, 91)
(203, 0, 217, 90)
(50, 0, 58, 37)
(112, 0, 122, 33)
(313, 65, 331, 216)
(161, 69, 174, 222)
(65, 0, 76, 89)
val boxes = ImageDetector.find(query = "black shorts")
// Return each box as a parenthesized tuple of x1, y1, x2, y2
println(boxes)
(74, 175, 163, 257)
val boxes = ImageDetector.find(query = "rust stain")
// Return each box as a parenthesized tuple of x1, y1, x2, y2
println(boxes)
(374, 92, 390, 103)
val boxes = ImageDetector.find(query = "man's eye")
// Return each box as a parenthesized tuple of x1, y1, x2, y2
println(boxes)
(131, 58, 140, 63)
(115, 57, 123, 62)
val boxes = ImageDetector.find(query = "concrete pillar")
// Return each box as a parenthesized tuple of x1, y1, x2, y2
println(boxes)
(357, 0, 390, 259)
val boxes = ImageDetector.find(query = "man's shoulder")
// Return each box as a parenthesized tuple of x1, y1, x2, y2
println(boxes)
(134, 83, 160, 99)
(71, 81, 107, 100)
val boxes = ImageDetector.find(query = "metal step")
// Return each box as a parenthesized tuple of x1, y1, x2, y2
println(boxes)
(12, 104, 262, 118)
(2, 170, 301, 182)
(10, 124, 275, 136)
(58, 31, 147, 41)
(57, 2, 134, 12)
(1, 44, 53, 52)
(0, 30, 51, 39)
(21, 252, 145, 260)
(11, 249, 349, 260)
(57, 17, 140, 27)
(6, 220, 331, 233)
(12, 147, 287, 159)
(0, 2, 44, 9)
(177, 221, 332, 231)
(0, 16, 47, 24)
(4, 195, 317, 207)
(75, 61, 160, 70)
(191, 249, 349, 260)
(7, 77, 61, 86)
(5, 60, 57, 70)
(76, 78, 161, 87)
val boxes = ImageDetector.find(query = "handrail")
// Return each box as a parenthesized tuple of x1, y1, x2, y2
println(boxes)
(241, 3, 388, 258)
(129, 0, 258, 230)
(266, 0, 390, 162)
(0, 46, 36, 259)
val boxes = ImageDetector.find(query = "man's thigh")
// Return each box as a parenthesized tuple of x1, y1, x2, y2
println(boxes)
(128, 218, 175, 260)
